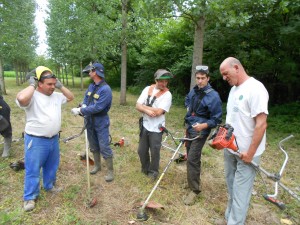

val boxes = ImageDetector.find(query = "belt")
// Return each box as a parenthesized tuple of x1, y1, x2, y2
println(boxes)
(26, 133, 58, 139)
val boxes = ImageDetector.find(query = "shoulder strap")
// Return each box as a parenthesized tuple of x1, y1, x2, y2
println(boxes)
(146, 84, 169, 107)
(87, 82, 107, 106)
(190, 87, 213, 115)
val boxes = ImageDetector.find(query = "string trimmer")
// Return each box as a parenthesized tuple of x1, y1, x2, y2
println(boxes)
(63, 119, 97, 208)
(136, 125, 202, 221)
(208, 124, 299, 209)
(160, 128, 187, 163)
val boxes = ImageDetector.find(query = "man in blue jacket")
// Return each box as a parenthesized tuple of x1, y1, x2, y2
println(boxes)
(71, 62, 114, 182)
(183, 65, 222, 205)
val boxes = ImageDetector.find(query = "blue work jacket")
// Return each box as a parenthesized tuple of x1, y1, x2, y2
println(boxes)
(185, 84, 222, 136)
(80, 81, 112, 118)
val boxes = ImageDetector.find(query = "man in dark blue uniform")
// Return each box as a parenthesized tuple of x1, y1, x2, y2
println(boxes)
(0, 95, 12, 158)
(183, 65, 222, 205)
(71, 62, 114, 182)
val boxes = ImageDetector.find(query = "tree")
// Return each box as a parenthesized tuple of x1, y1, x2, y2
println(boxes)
(0, 0, 37, 93)
(120, 0, 128, 105)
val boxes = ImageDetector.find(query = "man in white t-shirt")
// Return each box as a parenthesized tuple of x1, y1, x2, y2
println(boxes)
(16, 66, 74, 212)
(218, 57, 269, 225)
(136, 69, 173, 180)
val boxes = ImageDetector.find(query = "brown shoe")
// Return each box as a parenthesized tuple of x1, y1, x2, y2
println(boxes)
(184, 191, 198, 205)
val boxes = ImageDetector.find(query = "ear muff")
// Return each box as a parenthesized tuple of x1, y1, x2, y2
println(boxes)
(35, 66, 52, 80)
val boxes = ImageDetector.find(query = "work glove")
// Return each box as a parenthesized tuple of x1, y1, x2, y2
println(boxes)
(78, 103, 87, 108)
(28, 76, 37, 88)
(55, 79, 63, 89)
(71, 108, 82, 116)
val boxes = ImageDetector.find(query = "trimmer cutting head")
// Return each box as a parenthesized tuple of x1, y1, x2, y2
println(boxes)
(136, 209, 149, 221)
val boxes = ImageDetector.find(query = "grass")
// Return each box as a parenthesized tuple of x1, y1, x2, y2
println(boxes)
(0, 77, 299, 224)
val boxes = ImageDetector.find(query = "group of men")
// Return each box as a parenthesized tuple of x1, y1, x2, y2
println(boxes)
(136, 57, 268, 225)
(13, 62, 115, 212)
(2, 56, 269, 225)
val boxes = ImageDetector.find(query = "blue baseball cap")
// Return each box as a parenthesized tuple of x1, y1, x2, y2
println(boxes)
(83, 62, 105, 78)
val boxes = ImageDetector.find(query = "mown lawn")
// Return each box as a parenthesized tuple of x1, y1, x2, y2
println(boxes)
(0, 77, 299, 225)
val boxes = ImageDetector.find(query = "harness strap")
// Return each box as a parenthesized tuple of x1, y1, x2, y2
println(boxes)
(146, 84, 169, 107)
(87, 81, 107, 106)
(190, 87, 213, 116)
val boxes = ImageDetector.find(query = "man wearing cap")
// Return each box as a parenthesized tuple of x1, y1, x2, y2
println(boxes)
(136, 69, 173, 180)
(71, 62, 114, 182)
(183, 65, 222, 205)
(0, 95, 12, 157)
(16, 66, 74, 212)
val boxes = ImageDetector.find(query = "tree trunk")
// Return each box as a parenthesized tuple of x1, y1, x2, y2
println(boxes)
(0, 58, 6, 95)
(120, 0, 128, 105)
(190, 16, 205, 90)
(80, 61, 83, 91)
(64, 64, 68, 86)
(15, 62, 20, 86)
(72, 65, 75, 88)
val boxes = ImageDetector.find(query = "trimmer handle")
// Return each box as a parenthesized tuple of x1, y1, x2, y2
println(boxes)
(263, 194, 286, 210)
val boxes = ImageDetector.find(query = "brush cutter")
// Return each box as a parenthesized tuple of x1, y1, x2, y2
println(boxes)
(62, 126, 85, 143)
(208, 124, 299, 209)
(248, 135, 299, 209)
(161, 129, 187, 163)
(84, 129, 97, 208)
(63, 119, 97, 207)
(136, 125, 202, 221)
(63, 125, 95, 165)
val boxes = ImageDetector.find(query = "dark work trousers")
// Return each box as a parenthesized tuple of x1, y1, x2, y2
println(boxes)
(0, 96, 12, 138)
(137, 126, 163, 178)
(186, 135, 208, 194)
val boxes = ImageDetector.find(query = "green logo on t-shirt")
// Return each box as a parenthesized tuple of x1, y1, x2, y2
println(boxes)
(239, 95, 243, 100)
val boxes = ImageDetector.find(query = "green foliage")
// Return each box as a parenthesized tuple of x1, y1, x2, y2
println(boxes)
(3, 71, 16, 78)
(1, 0, 299, 103)
(0, 0, 37, 64)
(268, 102, 300, 134)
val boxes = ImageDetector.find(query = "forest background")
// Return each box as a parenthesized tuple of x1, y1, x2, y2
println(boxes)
(0, 0, 299, 105)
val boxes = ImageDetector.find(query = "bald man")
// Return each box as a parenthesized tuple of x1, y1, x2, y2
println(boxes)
(218, 57, 269, 225)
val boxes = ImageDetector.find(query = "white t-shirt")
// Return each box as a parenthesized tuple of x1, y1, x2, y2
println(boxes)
(16, 91, 67, 137)
(226, 77, 269, 156)
(137, 86, 172, 133)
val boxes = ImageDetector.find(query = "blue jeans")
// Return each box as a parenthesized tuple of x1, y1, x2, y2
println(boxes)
(23, 134, 60, 201)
